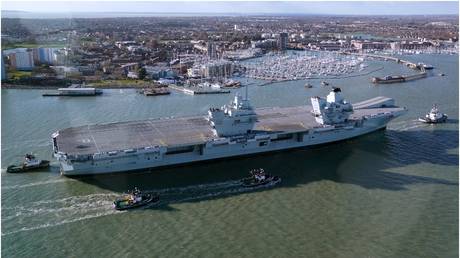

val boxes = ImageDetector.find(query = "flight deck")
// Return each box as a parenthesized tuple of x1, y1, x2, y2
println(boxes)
(54, 96, 404, 156)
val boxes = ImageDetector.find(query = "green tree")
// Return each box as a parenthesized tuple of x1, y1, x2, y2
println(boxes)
(138, 67, 147, 80)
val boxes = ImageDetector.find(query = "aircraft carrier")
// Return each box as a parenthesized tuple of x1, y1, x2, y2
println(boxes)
(52, 88, 407, 176)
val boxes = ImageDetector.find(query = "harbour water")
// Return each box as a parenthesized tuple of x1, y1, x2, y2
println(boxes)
(1, 53, 458, 257)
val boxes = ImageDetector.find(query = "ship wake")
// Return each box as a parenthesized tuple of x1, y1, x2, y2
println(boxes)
(2, 179, 279, 236)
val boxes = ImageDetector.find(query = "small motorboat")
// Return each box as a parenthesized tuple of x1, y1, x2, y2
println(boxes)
(305, 83, 313, 88)
(321, 81, 329, 86)
(418, 62, 434, 70)
(241, 168, 281, 187)
(6, 154, 50, 173)
(113, 188, 159, 210)
(419, 105, 448, 123)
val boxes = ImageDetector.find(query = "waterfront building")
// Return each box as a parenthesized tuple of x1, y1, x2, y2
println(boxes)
(6, 49, 34, 71)
(309, 41, 342, 51)
(145, 63, 176, 79)
(353, 41, 390, 50)
(390, 41, 433, 50)
(52, 50, 67, 66)
(277, 33, 288, 51)
(34, 48, 58, 65)
(251, 39, 277, 50)
(201, 60, 234, 78)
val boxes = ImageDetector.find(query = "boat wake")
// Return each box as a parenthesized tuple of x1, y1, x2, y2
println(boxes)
(168, 180, 279, 205)
(149, 180, 242, 195)
(2, 178, 72, 190)
(2, 193, 122, 236)
(388, 120, 426, 131)
(2, 179, 279, 236)
(2, 210, 120, 237)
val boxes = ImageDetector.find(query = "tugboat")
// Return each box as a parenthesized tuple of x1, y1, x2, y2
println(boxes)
(241, 168, 281, 187)
(419, 105, 448, 123)
(6, 154, 50, 173)
(112, 188, 159, 210)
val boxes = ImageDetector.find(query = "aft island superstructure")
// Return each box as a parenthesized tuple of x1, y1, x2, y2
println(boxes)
(52, 88, 406, 176)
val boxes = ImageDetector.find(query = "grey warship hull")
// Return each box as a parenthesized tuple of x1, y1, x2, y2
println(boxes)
(52, 96, 406, 176)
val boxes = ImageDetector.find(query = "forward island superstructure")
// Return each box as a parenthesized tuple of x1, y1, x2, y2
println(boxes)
(52, 88, 406, 176)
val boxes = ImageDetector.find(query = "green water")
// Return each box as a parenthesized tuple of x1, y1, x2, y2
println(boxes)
(1, 54, 458, 257)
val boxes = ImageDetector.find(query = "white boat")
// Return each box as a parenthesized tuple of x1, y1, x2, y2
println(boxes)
(418, 105, 448, 123)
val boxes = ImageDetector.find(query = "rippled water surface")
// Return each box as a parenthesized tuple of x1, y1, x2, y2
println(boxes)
(1, 53, 458, 257)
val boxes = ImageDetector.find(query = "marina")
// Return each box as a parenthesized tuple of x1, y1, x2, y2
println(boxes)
(242, 51, 364, 81)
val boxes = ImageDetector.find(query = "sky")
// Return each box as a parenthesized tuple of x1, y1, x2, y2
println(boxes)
(2, 1, 459, 16)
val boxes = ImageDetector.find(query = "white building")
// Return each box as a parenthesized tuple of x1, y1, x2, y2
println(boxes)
(6, 49, 34, 70)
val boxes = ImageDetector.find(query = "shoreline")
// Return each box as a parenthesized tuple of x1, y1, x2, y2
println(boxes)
(1, 84, 156, 90)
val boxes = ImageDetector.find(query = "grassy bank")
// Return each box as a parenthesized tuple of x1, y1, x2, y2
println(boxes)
(88, 80, 159, 88)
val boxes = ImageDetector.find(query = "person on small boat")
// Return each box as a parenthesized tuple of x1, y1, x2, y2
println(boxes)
(25, 154, 35, 162)
(22, 154, 43, 168)
(128, 187, 142, 203)
(254, 169, 266, 182)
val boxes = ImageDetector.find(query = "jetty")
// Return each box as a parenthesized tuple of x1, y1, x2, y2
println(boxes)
(139, 88, 170, 96)
(341, 52, 428, 84)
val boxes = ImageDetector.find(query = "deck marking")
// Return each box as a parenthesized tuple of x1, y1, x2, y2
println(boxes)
(136, 122, 154, 147)
(87, 126, 101, 153)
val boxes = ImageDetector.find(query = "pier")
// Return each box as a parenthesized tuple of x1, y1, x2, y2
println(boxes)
(342, 52, 428, 84)
(138, 88, 170, 96)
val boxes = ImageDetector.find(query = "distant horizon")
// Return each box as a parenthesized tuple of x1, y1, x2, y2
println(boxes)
(2, 11, 459, 20)
(2, 1, 459, 17)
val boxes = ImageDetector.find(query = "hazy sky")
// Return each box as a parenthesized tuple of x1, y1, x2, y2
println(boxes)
(3, 1, 459, 15)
